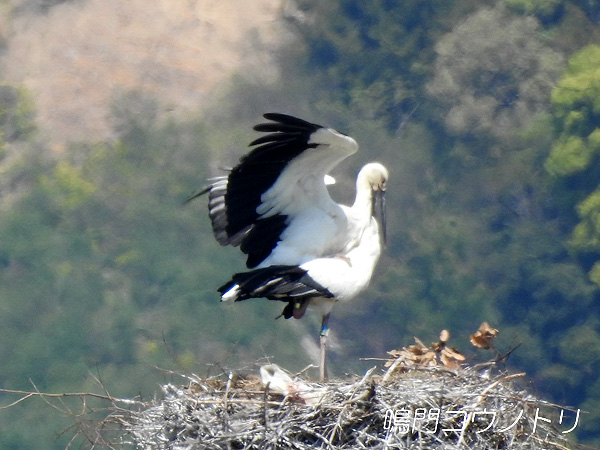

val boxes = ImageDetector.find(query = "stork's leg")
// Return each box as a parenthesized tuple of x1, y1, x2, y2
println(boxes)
(319, 313, 331, 382)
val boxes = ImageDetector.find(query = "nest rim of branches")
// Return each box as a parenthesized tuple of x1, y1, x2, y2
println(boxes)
(122, 358, 584, 450)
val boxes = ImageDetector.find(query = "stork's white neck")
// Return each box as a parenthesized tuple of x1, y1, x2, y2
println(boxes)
(352, 169, 374, 216)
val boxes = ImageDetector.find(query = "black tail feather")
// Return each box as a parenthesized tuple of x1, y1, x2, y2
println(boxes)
(218, 265, 333, 318)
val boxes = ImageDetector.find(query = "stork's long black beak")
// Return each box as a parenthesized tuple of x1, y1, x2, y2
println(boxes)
(373, 189, 387, 248)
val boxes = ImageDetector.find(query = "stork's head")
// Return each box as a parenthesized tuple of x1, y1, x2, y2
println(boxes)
(358, 162, 388, 246)
(359, 162, 388, 193)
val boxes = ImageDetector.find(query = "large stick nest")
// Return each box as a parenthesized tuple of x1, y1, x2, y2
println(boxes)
(0, 327, 584, 449)
(53, 326, 582, 449)
(127, 363, 581, 450)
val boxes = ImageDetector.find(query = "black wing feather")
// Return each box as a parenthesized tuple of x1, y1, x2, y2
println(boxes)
(241, 216, 288, 268)
(202, 114, 323, 268)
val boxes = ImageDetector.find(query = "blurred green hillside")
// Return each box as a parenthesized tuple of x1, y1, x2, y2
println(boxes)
(1, 0, 600, 447)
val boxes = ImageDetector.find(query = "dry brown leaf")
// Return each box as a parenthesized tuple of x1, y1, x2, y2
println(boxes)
(422, 351, 437, 366)
(387, 329, 468, 369)
(440, 347, 466, 369)
(385, 348, 403, 367)
(387, 349, 402, 358)
(386, 340, 439, 367)
(470, 322, 499, 349)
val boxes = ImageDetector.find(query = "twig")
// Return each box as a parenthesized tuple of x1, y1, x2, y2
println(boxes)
(0, 387, 144, 408)
(475, 372, 526, 404)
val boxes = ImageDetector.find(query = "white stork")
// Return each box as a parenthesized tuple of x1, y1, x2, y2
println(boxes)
(219, 195, 385, 381)
(189, 113, 388, 380)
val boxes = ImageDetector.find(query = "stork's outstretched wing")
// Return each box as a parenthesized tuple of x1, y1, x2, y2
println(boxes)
(196, 113, 359, 268)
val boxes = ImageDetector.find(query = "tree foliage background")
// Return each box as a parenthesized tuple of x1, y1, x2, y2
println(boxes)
(1, 0, 600, 447)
